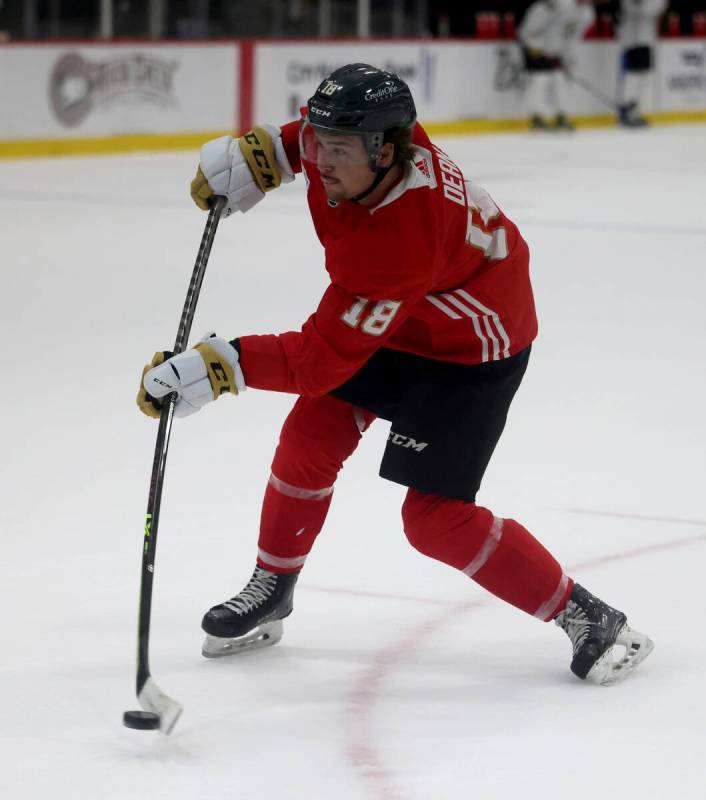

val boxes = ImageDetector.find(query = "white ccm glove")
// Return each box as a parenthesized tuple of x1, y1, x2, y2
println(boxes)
(190, 124, 295, 217)
(139, 334, 246, 419)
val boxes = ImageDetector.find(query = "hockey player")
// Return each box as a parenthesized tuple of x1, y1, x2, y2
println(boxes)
(517, 0, 598, 130)
(137, 64, 653, 684)
(616, 0, 667, 127)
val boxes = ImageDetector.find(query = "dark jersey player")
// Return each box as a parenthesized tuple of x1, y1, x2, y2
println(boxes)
(137, 64, 653, 684)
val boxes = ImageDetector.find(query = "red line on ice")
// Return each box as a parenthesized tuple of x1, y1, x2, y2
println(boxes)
(342, 526, 705, 800)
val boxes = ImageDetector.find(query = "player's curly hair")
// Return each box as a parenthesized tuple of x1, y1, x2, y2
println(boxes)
(384, 126, 416, 163)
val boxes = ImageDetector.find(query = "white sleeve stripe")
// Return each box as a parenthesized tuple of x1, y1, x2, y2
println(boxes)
(268, 473, 334, 501)
(455, 289, 511, 358)
(425, 294, 462, 320)
(441, 291, 480, 318)
(454, 288, 493, 315)
(481, 312, 500, 361)
(425, 290, 513, 363)
(442, 293, 489, 362)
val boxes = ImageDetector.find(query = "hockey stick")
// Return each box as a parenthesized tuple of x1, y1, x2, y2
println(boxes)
(123, 194, 227, 735)
(563, 69, 620, 114)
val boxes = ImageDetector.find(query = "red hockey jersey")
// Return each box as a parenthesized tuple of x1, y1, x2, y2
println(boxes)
(238, 122, 538, 397)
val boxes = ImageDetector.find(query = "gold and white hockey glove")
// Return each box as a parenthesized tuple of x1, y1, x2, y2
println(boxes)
(190, 125, 295, 217)
(137, 334, 246, 419)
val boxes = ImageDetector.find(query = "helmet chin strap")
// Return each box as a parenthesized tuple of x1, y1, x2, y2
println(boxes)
(350, 166, 392, 203)
(351, 153, 397, 203)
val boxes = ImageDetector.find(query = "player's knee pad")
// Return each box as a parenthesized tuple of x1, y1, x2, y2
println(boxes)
(401, 488, 493, 569)
(272, 395, 369, 489)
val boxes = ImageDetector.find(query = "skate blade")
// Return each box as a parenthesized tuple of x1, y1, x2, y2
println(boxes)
(201, 619, 284, 658)
(587, 624, 655, 686)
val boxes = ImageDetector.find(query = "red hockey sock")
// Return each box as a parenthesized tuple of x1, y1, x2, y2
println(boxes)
(402, 489, 573, 620)
(256, 395, 375, 574)
(257, 477, 333, 573)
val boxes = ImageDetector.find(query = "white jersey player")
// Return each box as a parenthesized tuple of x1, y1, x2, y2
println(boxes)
(616, 0, 667, 127)
(517, 0, 596, 130)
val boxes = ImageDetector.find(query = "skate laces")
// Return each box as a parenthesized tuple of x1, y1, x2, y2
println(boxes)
(223, 568, 278, 616)
(555, 600, 595, 655)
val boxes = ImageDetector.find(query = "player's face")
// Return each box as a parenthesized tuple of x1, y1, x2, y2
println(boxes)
(300, 121, 397, 202)
(313, 132, 377, 202)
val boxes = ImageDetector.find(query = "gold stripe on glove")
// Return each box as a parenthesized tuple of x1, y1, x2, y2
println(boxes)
(190, 166, 213, 210)
(239, 126, 282, 193)
(136, 352, 167, 418)
(194, 341, 240, 398)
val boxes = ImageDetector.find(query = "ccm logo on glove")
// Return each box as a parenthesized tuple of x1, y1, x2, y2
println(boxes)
(137, 335, 246, 419)
(190, 124, 295, 217)
(240, 127, 281, 192)
(151, 374, 177, 389)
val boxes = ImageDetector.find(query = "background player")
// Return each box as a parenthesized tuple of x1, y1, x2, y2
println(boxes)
(616, 0, 667, 127)
(518, 0, 599, 130)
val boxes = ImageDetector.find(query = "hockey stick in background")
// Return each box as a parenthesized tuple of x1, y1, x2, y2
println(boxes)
(563, 69, 620, 114)
(123, 194, 227, 735)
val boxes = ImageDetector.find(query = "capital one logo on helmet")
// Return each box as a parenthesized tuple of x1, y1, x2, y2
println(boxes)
(364, 85, 400, 103)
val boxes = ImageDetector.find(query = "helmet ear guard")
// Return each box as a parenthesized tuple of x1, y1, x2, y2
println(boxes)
(365, 132, 385, 169)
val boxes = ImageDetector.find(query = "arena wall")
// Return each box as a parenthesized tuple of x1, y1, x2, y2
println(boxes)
(0, 38, 704, 158)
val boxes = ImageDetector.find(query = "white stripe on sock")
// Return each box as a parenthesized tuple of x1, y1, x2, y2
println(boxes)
(535, 574, 570, 620)
(258, 548, 307, 570)
(268, 473, 334, 501)
(463, 516, 504, 577)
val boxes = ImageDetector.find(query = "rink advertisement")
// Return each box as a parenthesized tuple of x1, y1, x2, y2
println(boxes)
(658, 41, 706, 110)
(1, 38, 705, 158)
(253, 42, 447, 123)
(253, 41, 566, 122)
(251, 40, 633, 123)
(49, 50, 180, 128)
(0, 43, 238, 148)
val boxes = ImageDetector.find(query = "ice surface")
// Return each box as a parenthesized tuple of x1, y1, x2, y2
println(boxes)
(1, 125, 705, 799)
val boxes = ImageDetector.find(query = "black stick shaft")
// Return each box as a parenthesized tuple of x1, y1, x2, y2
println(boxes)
(136, 196, 227, 694)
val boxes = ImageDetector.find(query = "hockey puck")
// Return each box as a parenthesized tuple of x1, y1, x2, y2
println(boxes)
(123, 710, 160, 730)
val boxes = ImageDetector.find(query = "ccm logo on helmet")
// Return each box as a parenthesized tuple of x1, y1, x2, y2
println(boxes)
(310, 107, 332, 117)
(388, 432, 428, 452)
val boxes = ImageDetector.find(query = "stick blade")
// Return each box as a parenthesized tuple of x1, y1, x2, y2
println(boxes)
(137, 676, 183, 735)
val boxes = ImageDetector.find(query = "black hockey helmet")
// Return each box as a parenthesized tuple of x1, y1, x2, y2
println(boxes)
(302, 63, 417, 169)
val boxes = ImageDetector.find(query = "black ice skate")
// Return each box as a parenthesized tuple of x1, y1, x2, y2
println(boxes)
(555, 583, 654, 685)
(553, 113, 575, 131)
(529, 114, 550, 131)
(618, 101, 648, 129)
(201, 566, 299, 658)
